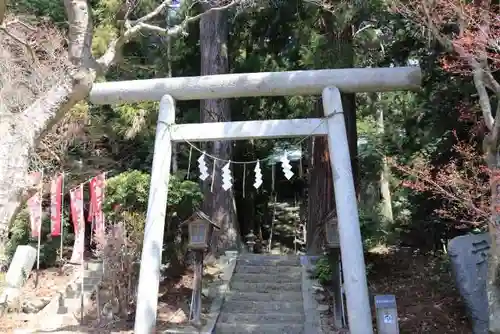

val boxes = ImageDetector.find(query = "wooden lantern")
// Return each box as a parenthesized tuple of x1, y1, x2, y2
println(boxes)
(183, 210, 219, 250)
(324, 211, 340, 248)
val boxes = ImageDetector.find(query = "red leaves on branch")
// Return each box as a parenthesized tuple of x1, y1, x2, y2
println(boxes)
(396, 0, 499, 74)
(390, 136, 490, 228)
(393, 0, 499, 229)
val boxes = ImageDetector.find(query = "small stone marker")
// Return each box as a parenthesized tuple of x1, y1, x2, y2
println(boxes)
(0, 245, 37, 306)
(5, 245, 37, 288)
(374, 294, 399, 334)
(448, 233, 490, 334)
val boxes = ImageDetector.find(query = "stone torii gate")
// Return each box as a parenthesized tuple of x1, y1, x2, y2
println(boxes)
(89, 66, 421, 334)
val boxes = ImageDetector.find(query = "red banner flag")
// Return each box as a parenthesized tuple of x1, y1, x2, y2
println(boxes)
(70, 185, 84, 233)
(50, 174, 63, 236)
(69, 184, 85, 263)
(89, 173, 106, 236)
(27, 192, 42, 238)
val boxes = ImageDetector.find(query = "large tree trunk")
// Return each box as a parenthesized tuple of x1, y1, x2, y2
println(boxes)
(306, 17, 357, 254)
(306, 125, 335, 254)
(0, 73, 94, 266)
(0, 0, 97, 267)
(200, 4, 240, 254)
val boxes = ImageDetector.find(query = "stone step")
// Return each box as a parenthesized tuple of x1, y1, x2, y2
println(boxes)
(230, 281, 302, 293)
(238, 255, 300, 267)
(218, 312, 304, 325)
(235, 264, 302, 275)
(86, 260, 103, 271)
(232, 271, 301, 283)
(26, 261, 104, 331)
(224, 291, 303, 302)
(222, 300, 303, 313)
(83, 270, 102, 279)
(63, 281, 98, 299)
(215, 323, 304, 334)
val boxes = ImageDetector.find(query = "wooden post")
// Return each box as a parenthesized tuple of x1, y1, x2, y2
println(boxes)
(60, 172, 65, 263)
(328, 248, 344, 328)
(35, 171, 43, 288)
(325, 216, 344, 328)
(189, 250, 204, 328)
(80, 199, 85, 324)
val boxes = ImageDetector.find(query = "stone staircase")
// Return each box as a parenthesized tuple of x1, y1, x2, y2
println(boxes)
(266, 202, 306, 254)
(214, 254, 306, 334)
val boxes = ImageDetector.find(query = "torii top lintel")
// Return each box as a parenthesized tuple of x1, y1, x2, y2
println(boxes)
(89, 66, 421, 105)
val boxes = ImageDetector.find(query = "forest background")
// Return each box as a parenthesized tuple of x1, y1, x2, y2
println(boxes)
(0, 0, 498, 332)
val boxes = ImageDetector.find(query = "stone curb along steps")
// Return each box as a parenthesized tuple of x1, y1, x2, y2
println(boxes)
(214, 254, 324, 334)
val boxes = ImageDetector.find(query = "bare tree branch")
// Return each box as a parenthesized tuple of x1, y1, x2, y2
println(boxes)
(0, 19, 37, 61)
(397, 0, 500, 135)
(63, 0, 95, 68)
(128, 0, 172, 26)
(474, 70, 495, 131)
(1, 17, 68, 114)
(97, 0, 242, 71)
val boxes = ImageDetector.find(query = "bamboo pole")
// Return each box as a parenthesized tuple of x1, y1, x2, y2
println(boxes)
(60, 172, 65, 263)
(35, 171, 43, 288)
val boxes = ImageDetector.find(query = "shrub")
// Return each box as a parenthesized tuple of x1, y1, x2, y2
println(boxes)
(6, 208, 72, 268)
(312, 256, 333, 285)
(93, 222, 139, 320)
(91, 170, 203, 321)
(103, 170, 203, 222)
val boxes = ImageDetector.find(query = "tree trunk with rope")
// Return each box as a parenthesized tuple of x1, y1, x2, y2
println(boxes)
(200, 3, 240, 254)
(306, 13, 357, 254)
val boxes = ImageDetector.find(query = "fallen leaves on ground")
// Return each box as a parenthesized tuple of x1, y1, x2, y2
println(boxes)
(367, 247, 470, 333)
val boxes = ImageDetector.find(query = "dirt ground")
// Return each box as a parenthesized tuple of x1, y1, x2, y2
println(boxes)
(0, 263, 219, 333)
(319, 247, 470, 333)
(22, 265, 76, 300)
(0, 265, 77, 332)
(367, 246, 470, 333)
(3, 249, 471, 333)
(76, 267, 217, 333)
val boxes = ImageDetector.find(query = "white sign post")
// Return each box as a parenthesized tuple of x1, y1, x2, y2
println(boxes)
(374, 294, 400, 334)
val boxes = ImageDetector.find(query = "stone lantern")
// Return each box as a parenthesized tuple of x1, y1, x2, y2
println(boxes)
(245, 230, 256, 253)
